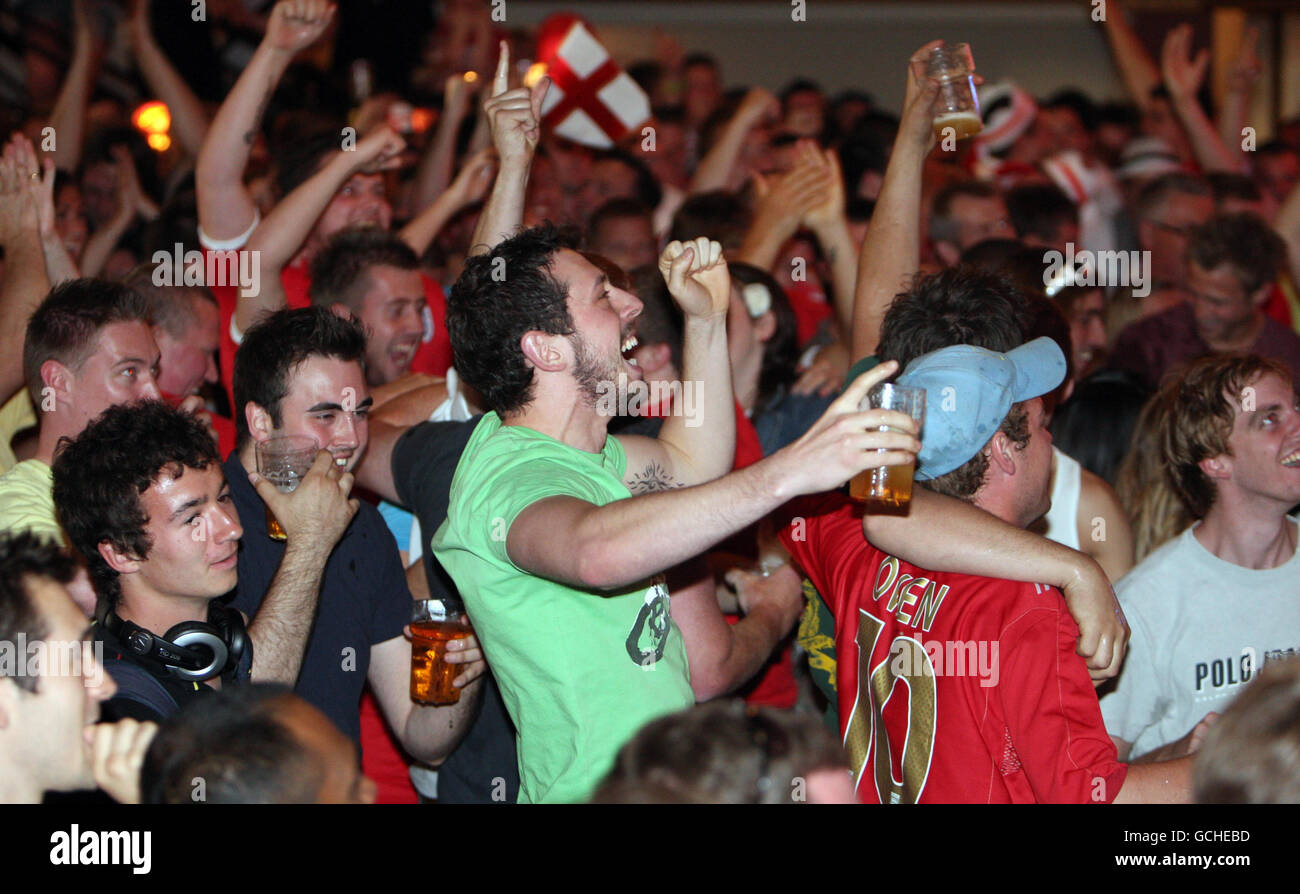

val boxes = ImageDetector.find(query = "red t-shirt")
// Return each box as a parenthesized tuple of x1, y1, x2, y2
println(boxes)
(209, 250, 453, 409)
(777, 494, 1127, 803)
(359, 689, 418, 804)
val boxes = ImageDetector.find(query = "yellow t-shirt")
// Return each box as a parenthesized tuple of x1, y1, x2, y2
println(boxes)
(0, 458, 62, 544)
(0, 390, 37, 475)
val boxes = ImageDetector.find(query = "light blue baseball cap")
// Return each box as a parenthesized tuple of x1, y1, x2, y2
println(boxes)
(897, 337, 1067, 481)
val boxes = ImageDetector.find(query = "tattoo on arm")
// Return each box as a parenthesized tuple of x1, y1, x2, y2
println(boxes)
(244, 87, 275, 146)
(628, 462, 682, 494)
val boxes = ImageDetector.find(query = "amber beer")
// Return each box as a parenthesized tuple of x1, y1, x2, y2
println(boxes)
(927, 42, 981, 141)
(850, 461, 915, 508)
(410, 602, 471, 706)
(932, 111, 982, 141)
(850, 382, 926, 510)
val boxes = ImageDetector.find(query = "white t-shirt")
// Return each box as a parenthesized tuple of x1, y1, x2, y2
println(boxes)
(1100, 518, 1300, 757)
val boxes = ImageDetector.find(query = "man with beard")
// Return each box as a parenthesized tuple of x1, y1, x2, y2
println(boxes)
(432, 224, 922, 802)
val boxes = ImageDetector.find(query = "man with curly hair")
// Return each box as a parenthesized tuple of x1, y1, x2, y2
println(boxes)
(52, 400, 356, 722)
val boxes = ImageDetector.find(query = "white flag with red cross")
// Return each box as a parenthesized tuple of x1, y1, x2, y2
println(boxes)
(534, 13, 651, 148)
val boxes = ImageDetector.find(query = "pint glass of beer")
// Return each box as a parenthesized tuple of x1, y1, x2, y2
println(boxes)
(926, 43, 981, 141)
(850, 383, 926, 510)
(254, 435, 318, 541)
(410, 599, 473, 706)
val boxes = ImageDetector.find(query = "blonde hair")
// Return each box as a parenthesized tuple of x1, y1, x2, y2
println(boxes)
(1116, 385, 1191, 562)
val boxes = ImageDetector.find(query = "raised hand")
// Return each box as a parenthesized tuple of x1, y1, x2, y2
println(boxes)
(445, 146, 496, 208)
(1161, 24, 1210, 103)
(899, 40, 945, 150)
(251, 449, 359, 549)
(111, 145, 159, 221)
(0, 134, 42, 244)
(659, 237, 730, 319)
(736, 86, 780, 128)
(265, 0, 337, 55)
(797, 140, 847, 232)
(752, 145, 836, 233)
(1226, 25, 1262, 94)
(353, 125, 407, 173)
(775, 359, 921, 497)
(483, 40, 550, 169)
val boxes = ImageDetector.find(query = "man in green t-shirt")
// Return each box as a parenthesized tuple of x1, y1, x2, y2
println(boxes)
(432, 225, 920, 803)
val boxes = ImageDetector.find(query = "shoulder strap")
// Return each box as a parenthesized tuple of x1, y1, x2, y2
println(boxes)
(103, 658, 181, 719)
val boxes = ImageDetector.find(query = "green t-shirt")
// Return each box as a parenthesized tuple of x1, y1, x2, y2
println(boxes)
(0, 459, 62, 544)
(432, 413, 694, 803)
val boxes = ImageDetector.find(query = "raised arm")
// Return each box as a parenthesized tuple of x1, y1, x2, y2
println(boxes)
(508, 362, 919, 591)
(125, 0, 210, 159)
(1161, 25, 1246, 175)
(244, 450, 358, 684)
(798, 142, 857, 335)
(1098, 0, 1162, 112)
(196, 0, 336, 244)
(689, 87, 778, 195)
(236, 126, 405, 333)
(407, 73, 478, 217)
(468, 42, 549, 255)
(619, 238, 733, 489)
(46, 0, 95, 173)
(851, 42, 941, 360)
(1217, 25, 1261, 163)
(0, 139, 52, 403)
(860, 486, 1129, 682)
(400, 146, 495, 256)
(79, 147, 158, 278)
(734, 144, 831, 272)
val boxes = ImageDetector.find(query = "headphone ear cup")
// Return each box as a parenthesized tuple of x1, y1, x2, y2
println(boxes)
(164, 622, 228, 682)
(209, 603, 249, 674)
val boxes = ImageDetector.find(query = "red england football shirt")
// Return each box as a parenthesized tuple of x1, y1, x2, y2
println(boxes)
(777, 494, 1127, 803)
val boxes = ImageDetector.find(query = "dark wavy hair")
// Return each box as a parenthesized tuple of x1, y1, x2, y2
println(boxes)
(0, 531, 77, 693)
(447, 224, 581, 415)
(879, 266, 1034, 501)
(877, 266, 1032, 369)
(52, 400, 221, 610)
(232, 307, 367, 447)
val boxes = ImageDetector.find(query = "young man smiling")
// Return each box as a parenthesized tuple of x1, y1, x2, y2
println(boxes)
(52, 400, 356, 721)
(1102, 354, 1300, 762)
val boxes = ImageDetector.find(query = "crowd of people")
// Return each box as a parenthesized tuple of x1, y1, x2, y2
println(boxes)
(2, 0, 1300, 805)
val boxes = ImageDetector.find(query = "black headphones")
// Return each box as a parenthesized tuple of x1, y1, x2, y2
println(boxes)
(102, 602, 248, 682)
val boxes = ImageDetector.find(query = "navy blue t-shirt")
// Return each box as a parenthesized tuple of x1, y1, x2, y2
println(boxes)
(390, 419, 521, 804)
(223, 452, 410, 744)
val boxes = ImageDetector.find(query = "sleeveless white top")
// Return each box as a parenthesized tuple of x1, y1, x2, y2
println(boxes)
(1041, 446, 1082, 550)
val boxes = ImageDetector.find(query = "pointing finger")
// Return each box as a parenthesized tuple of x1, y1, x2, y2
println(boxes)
(492, 40, 510, 97)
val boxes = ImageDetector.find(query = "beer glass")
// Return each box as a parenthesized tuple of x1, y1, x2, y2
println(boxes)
(410, 599, 473, 706)
(850, 383, 926, 509)
(254, 435, 318, 541)
(927, 43, 981, 140)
